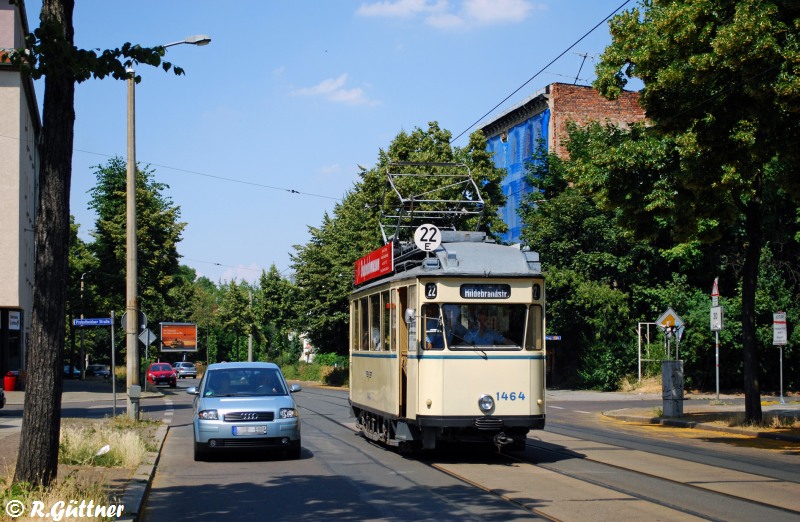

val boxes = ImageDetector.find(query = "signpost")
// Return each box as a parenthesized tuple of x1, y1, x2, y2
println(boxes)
(656, 308, 684, 360)
(710, 277, 723, 400)
(774, 312, 787, 405)
(73, 314, 117, 416)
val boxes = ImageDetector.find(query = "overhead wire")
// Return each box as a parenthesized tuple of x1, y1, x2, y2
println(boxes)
(450, 0, 633, 144)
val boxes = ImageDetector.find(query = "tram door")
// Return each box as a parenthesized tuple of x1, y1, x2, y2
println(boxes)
(397, 287, 408, 418)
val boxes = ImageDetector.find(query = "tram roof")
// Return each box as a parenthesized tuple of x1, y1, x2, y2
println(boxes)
(355, 239, 541, 292)
(424, 241, 541, 277)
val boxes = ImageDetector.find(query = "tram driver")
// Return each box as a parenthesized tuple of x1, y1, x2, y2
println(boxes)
(464, 306, 513, 346)
(426, 305, 468, 348)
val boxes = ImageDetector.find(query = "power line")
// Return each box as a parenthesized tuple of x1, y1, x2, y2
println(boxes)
(450, 0, 633, 143)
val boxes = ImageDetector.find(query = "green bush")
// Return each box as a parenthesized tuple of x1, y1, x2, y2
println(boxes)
(314, 352, 349, 368)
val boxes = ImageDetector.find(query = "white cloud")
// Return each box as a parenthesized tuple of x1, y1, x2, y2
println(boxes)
(463, 0, 537, 24)
(356, 0, 448, 18)
(357, 0, 542, 28)
(220, 263, 263, 284)
(292, 74, 380, 106)
(320, 163, 341, 176)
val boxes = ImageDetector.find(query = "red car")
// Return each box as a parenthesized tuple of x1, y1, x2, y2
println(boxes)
(147, 362, 177, 388)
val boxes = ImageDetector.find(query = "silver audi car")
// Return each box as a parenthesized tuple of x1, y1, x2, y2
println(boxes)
(187, 362, 301, 460)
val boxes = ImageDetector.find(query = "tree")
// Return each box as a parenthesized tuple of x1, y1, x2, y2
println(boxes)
(216, 280, 259, 362)
(593, 0, 800, 422)
(519, 142, 666, 388)
(292, 122, 507, 355)
(256, 265, 300, 363)
(87, 157, 186, 326)
(3, 0, 186, 486)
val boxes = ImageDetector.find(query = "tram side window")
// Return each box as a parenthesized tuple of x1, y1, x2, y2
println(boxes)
(371, 294, 381, 350)
(352, 300, 359, 351)
(383, 290, 395, 352)
(422, 303, 443, 350)
(526, 305, 544, 350)
(360, 297, 369, 351)
(407, 285, 417, 352)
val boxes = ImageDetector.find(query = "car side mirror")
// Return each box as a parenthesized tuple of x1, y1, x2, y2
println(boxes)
(186, 386, 199, 395)
(290, 384, 302, 393)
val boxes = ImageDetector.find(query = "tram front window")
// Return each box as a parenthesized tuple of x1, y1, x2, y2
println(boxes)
(447, 304, 527, 349)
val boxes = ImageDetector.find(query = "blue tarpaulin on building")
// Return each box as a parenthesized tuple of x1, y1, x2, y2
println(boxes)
(486, 109, 550, 244)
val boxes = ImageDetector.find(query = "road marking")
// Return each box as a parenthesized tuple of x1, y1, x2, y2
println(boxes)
(548, 405, 564, 410)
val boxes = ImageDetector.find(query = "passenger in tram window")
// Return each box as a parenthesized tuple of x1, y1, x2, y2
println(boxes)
(442, 305, 468, 345)
(372, 327, 382, 350)
(464, 307, 512, 345)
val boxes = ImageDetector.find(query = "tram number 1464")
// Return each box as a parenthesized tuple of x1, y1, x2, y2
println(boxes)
(497, 392, 526, 401)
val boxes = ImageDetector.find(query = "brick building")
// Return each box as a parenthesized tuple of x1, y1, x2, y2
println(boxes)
(481, 82, 646, 244)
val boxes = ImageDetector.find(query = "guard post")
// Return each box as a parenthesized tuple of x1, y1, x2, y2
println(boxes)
(128, 384, 141, 420)
(657, 308, 685, 417)
(662, 360, 684, 417)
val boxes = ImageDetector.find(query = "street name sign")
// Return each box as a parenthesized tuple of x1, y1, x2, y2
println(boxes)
(73, 318, 112, 327)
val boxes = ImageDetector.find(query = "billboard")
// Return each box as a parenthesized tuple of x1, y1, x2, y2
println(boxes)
(160, 322, 198, 352)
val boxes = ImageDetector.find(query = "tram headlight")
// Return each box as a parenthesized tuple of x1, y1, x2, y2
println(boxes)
(478, 394, 494, 412)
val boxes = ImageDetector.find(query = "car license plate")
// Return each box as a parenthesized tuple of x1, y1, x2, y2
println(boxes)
(232, 425, 267, 436)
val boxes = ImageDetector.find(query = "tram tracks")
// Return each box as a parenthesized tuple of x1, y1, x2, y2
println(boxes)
(297, 387, 800, 521)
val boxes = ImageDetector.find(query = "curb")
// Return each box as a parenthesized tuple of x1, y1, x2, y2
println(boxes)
(604, 411, 800, 443)
(117, 421, 169, 522)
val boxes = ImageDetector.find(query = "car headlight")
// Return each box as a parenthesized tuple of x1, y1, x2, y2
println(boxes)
(279, 408, 298, 419)
(478, 394, 494, 412)
(198, 409, 218, 420)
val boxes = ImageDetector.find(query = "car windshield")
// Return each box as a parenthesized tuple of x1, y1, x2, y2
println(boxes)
(203, 368, 287, 397)
(152, 364, 172, 372)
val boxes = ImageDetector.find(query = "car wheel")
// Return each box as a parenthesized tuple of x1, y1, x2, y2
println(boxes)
(286, 443, 301, 460)
(193, 440, 207, 461)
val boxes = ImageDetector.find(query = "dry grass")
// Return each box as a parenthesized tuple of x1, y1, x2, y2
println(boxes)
(0, 416, 158, 521)
(0, 473, 113, 521)
(619, 375, 662, 393)
(59, 425, 148, 468)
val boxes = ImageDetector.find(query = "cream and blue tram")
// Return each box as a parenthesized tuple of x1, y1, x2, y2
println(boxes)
(349, 231, 545, 451)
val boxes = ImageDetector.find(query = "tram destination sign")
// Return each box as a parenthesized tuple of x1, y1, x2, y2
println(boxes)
(354, 243, 394, 285)
(460, 284, 511, 299)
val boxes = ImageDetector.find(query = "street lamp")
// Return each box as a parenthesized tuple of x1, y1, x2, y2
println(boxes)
(126, 34, 211, 419)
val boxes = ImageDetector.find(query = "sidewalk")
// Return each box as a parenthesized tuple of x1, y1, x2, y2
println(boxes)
(3, 377, 165, 405)
(0, 378, 169, 522)
(600, 392, 800, 443)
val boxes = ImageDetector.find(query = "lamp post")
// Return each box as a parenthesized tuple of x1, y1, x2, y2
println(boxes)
(126, 34, 211, 419)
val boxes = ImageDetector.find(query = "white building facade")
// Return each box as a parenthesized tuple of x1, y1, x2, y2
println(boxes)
(0, 1, 39, 377)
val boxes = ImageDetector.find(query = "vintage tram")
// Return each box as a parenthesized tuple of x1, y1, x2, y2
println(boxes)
(348, 163, 546, 451)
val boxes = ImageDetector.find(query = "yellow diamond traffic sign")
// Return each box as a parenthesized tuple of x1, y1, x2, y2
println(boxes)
(657, 308, 684, 329)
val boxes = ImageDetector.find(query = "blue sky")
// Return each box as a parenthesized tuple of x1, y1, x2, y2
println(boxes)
(24, 0, 637, 284)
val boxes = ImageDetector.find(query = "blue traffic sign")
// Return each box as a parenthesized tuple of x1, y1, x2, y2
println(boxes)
(545, 335, 562, 341)
(73, 318, 112, 327)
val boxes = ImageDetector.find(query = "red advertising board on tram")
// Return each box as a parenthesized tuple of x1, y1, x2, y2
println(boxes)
(354, 243, 394, 285)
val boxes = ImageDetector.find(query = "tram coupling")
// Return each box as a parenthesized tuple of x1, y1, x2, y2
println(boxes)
(493, 432, 514, 452)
